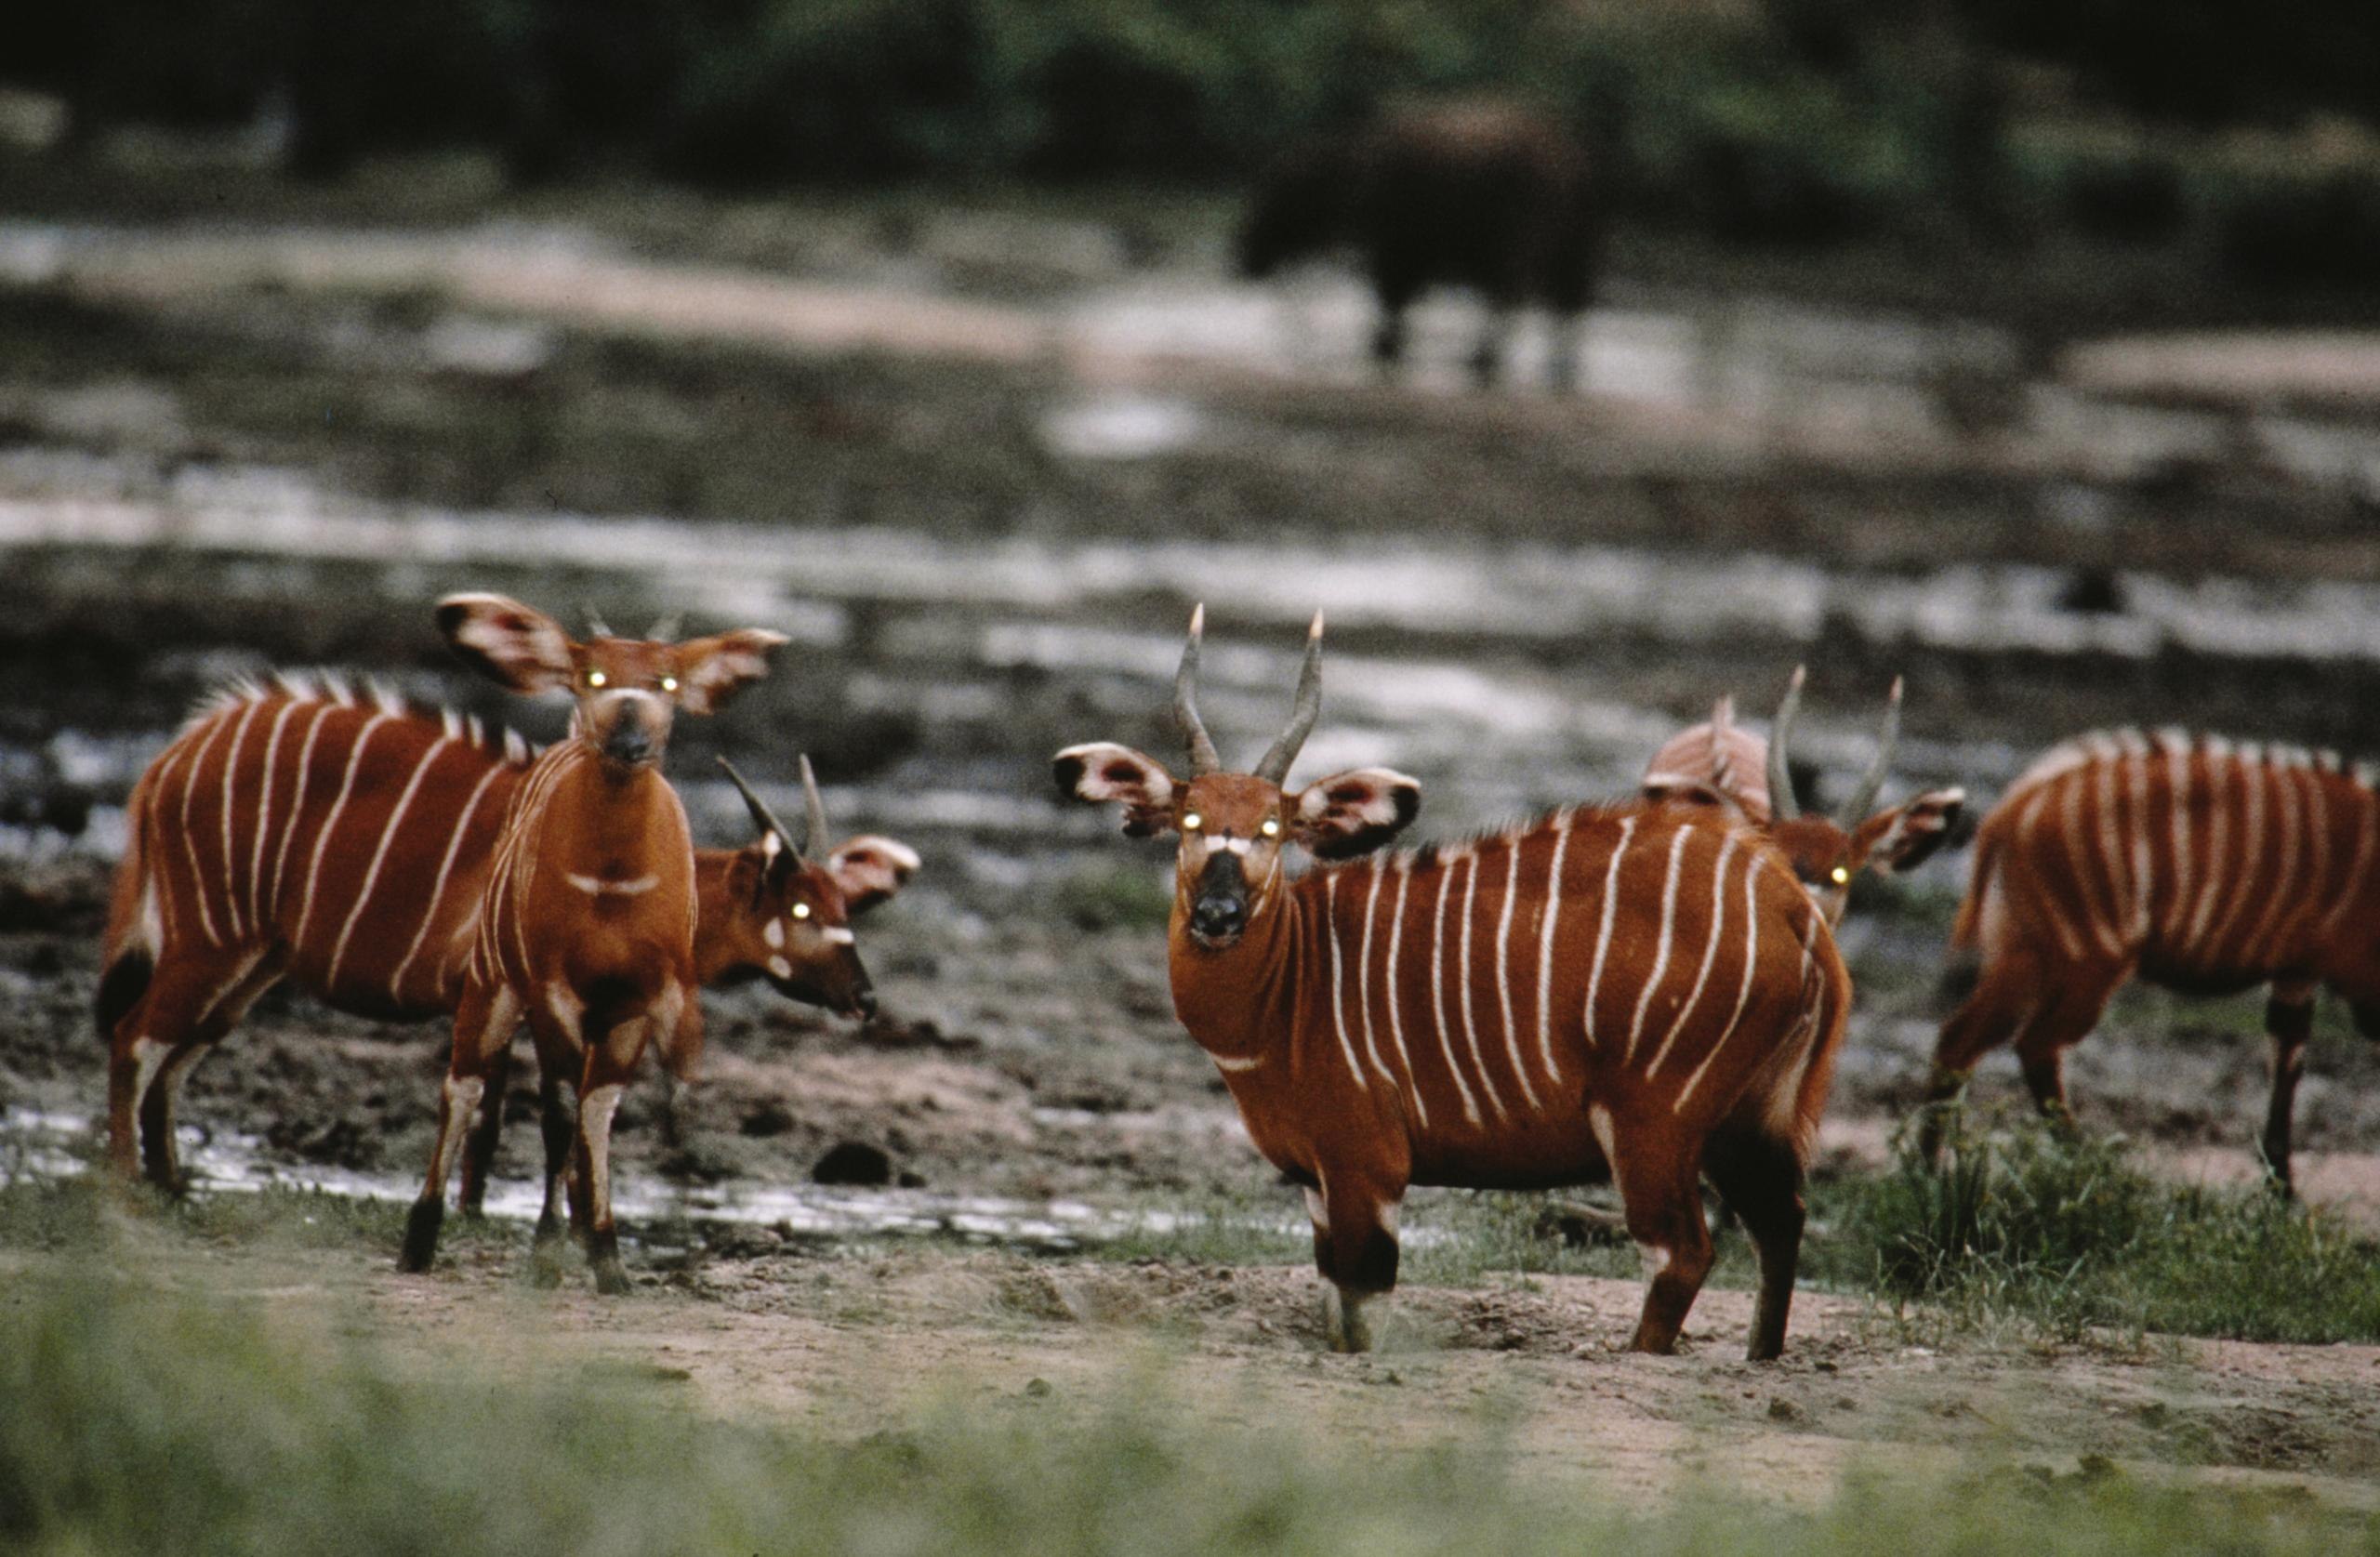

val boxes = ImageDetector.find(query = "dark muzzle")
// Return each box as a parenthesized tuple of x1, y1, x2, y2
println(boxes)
(1190, 853, 1250, 944)
(602, 706, 657, 766)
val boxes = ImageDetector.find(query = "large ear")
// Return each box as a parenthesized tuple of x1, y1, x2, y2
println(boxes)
(828, 836, 920, 917)
(1853, 787, 1966, 875)
(1052, 743, 1178, 838)
(435, 593, 576, 694)
(1290, 767, 1421, 860)
(672, 628, 791, 716)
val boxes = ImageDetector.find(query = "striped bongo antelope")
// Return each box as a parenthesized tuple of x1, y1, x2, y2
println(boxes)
(398, 595, 787, 1292)
(1641, 668, 1965, 925)
(1923, 731, 2380, 1192)
(1055, 610, 1850, 1360)
(97, 673, 916, 1197)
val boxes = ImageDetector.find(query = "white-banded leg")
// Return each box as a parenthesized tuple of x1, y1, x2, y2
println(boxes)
(2261, 979, 2318, 1196)
(399, 983, 517, 1273)
(1311, 1171, 1404, 1353)
(576, 1012, 651, 1297)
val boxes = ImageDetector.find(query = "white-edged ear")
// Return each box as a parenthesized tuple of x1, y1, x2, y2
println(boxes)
(1857, 787, 1966, 875)
(1052, 743, 1178, 838)
(1290, 767, 1421, 859)
(435, 593, 575, 694)
(828, 835, 920, 916)
(672, 628, 790, 715)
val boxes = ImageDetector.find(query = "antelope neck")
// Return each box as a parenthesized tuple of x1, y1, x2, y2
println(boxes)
(1166, 877, 1303, 1069)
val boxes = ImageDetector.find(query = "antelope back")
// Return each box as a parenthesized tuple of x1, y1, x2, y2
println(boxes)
(1969, 730, 2380, 981)
(114, 675, 532, 1015)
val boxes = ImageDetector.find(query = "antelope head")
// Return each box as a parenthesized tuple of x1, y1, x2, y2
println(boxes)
(1752, 667, 1965, 924)
(714, 757, 918, 1020)
(436, 595, 787, 771)
(1054, 607, 1421, 951)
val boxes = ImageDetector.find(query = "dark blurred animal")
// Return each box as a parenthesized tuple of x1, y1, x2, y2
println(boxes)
(1236, 102, 1604, 389)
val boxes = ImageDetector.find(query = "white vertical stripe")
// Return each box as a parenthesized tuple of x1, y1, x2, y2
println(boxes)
(2245, 764, 2303, 966)
(177, 710, 236, 946)
(267, 702, 337, 918)
(1455, 851, 1501, 1115)
(325, 735, 455, 990)
(1324, 870, 1368, 1089)
(1532, 810, 1573, 1087)
(1430, 854, 1488, 1127)
(1354, 863, 1400, 1092)
(1645, 833, 1739, 1078)
(2162, 739, 2192, 942)
(215, 697, 268, 941)
(1675, 849, 1766, 1113)
(2059, 769, 2121, 957)
(2202, 753, 2266, 962)
(2122, 746, 2153, 940)
(2092, 745, 2132, 943)
(2020, 788, 2086, 960)
(292, 713, 395, 954)
(1380, 857, 1427, 1130)
(2318, 785, 2376, 943)
(1581, 816, 1639, 1049)
(2182, 746, 2232, 957)
(1627, 825, 1695, 1062)
(248, 695, 307, 929)
(1491, 835, 1543, 1112)
(388, 760, 509, 1003)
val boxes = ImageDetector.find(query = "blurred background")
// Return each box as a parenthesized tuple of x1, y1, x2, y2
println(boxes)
(4, 0, 2380, 1219)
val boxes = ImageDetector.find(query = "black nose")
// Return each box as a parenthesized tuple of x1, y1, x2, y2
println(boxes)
(1192, 895, 1246, 941)
(602, 723, 654, 765)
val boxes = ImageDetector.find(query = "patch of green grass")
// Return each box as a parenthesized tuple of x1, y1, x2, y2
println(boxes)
(1810, 1115, 2380, 1345)
(1, 1272, 2372, 1556)
(1051, 861, 1174, 933)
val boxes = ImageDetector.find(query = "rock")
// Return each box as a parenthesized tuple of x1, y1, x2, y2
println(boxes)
(739, 1102, 797, 1138)
(812, 1141, 893, 1186)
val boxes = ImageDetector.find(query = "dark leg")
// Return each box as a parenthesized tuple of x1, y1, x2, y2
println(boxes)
(1545, 307, 1583, 393)
(2260, 982, 2317, 1196)
(1613, 1133, 1715, 1356)
(2012, 975, 2120, 1129)
(1703, 1127, 1808, 1362)
(531, 1074, 577, 1287)
(456, 1045, 515, 1219)
(1310, 1171, 1406, 1353)
(1467, 300, 1514, 388)
(1368, 268, 1421, 380)
(400, 983, 517, 1273)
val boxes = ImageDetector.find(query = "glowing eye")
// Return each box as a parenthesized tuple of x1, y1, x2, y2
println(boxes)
(1182, 812, 1203, 832)
(1260, 818, 1281, 838)
(1830, 866, 1850, 885)
(793, 902, 812, 920)
(660, 675, 679, 693)
(586, 669, 607, 689)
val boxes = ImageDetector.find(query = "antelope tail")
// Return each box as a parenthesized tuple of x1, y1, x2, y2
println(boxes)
(1946, 820, 2001, 953)
(95, 773, 158, 1039)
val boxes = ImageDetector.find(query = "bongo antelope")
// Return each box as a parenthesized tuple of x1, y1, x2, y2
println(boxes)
(396, 595, 785, 1291)
(96, 672, 916, 1198)
(1641, 668, 1965, 924)
(1924, 730, 2380, 1192)
(1056, 609, 1849, 1359)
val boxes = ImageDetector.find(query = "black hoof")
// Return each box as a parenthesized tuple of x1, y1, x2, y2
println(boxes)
(592, 1259, 632, 1297)
(397, 1198, 444, 1273)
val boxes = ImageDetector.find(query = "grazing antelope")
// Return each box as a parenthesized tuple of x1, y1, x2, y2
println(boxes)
(96, 671, 916, 1198)
(396, 595, 786, 1292)
(1640, 668, 1966, 924)
(1055, 610, 1849, 1359)
(1923, 731, 2380, 1192)
(1237, 100, 1603, 389)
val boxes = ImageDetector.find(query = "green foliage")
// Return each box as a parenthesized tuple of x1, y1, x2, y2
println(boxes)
(2, 1273, 2373, 1555)
(1051, 860, 1173, 933)
(1817, 1116, 2380, 1345)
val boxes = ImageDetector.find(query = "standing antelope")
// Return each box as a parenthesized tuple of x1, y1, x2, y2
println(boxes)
(397, 595, 786, 1292)
(1640, 668, 1966, 924)
(97, 671, 915, 1198)
(1055, 610, 1849, 1359)
(1923, 731, 2380, 1192)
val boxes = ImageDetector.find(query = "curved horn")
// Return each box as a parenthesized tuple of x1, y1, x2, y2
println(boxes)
(1173, 603, 1223, 775)
(798, 754, 829, 858)
(585, 605, 615, 640)
(645, 613, 683, 643)
(1766, 666, 1805, 822)
(1252, 611, 1325, 785)
(1840, 675, 1903, 824)
(717, 757, 800, 856)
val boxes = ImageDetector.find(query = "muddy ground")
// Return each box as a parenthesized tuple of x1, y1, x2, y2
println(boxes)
(6, 154, 2380, 1511)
